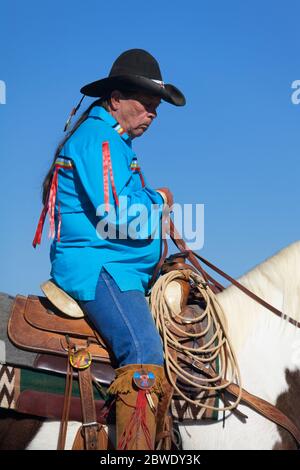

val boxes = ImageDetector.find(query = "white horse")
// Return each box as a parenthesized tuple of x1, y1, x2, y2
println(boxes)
(25, 241, 300, 449)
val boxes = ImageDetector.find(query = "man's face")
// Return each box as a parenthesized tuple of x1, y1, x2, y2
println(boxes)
(112, 91, 161, 139)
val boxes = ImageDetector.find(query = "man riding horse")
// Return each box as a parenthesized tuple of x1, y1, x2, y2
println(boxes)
(32, 49, 186, 450)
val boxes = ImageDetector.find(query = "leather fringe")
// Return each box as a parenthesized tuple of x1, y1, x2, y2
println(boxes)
(107, 364, 164, 396)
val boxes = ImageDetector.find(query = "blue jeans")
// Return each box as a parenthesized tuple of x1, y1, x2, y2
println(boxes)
(79, 267, 164, 367)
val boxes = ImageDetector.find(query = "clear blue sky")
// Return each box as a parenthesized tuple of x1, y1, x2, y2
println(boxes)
(0, 0, 299, 297)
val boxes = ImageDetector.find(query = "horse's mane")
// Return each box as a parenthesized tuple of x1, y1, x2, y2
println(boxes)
(217, 241, 300, 350)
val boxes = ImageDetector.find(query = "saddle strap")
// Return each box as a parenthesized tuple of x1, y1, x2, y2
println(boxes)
(57, 350, 73, 450)
(57, 350, 101, 450)
(78, 367, 100, 450)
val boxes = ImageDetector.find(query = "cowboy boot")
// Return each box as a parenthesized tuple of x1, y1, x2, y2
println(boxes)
(107, 363, 165, 450)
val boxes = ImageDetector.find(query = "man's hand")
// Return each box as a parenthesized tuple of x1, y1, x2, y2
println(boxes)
(156, 187, 174, 208)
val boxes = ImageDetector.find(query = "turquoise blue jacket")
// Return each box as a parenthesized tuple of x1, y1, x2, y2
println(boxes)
(49, 106, 164, 300)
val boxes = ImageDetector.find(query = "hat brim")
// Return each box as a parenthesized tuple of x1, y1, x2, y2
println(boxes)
(80, 75, 186, 107)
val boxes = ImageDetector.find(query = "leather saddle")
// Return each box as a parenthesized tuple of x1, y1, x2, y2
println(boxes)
(7, 288, 116, 450)
(8, 293, 110, 363)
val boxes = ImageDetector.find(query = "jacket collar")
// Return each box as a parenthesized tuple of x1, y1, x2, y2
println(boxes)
(88, 106, 132, 146)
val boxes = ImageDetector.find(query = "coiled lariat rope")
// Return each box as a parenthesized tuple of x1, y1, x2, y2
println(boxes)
(150, 268, 243, 414)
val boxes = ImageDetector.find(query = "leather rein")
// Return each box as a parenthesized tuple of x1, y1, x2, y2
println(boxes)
(150, 217, 300, 330)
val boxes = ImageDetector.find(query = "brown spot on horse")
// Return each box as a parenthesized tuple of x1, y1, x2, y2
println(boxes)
(0, 408, 44, 450)
(273, 369, 300, 450)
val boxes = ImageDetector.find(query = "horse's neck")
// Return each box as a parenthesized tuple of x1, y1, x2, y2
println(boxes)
(216, 241, 300, 355)
(212, 245, 300, 414)
(217, 277, 280, 354)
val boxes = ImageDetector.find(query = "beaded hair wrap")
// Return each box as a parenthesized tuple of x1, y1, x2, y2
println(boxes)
(63, 95, 86, 132)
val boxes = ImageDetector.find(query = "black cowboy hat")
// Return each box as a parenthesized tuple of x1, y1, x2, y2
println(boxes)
(80, 49, 186, 107)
